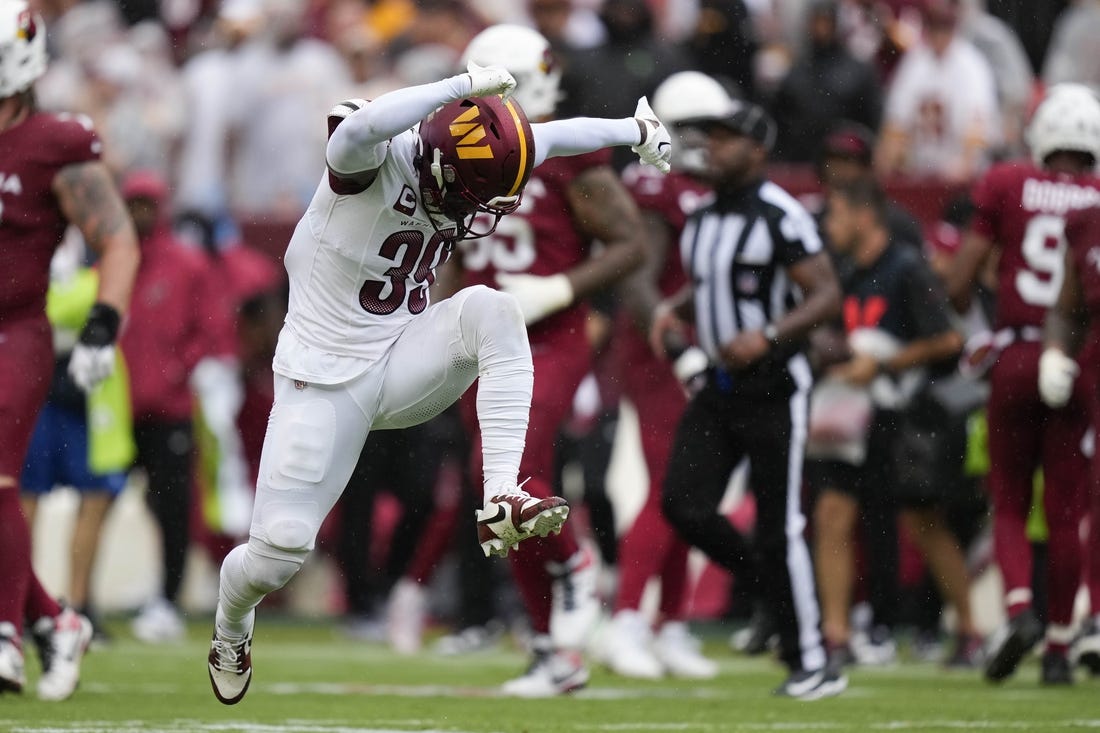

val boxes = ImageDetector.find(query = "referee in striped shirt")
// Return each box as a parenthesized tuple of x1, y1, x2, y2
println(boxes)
(650, 94, 845, 699)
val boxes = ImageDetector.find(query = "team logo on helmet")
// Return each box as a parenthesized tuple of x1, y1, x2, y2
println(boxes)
(449, 105, 494, 160)
(417, 95, 535, 241)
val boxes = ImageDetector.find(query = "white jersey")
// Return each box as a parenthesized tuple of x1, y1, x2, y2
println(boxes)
(274, 128, 453, 384)
(884, 36, 1001, 176)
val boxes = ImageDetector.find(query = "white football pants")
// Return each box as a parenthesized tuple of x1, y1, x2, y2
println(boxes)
(216, 285, 533, 636)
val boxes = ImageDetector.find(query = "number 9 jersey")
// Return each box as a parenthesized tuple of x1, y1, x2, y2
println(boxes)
(970, 161, 1100, 330)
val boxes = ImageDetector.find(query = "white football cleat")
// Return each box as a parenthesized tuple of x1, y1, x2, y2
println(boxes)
(387, 578, 426, 655)
(476, 488, 569, 557)
(132, 597, 186, 644)
(208, 620, 253, 705)
(549, 545, 601, 651)
(0, 623, 26, 694)
(33, 608, 94, 701)
(601, 610, 663, 680)
(501, 636, 589, 698)
(654, 621, 718, 679)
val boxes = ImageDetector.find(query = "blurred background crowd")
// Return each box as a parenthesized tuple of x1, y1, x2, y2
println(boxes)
(20, 0, 1099, 682)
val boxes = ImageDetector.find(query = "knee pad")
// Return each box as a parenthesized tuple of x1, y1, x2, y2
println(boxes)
(459, 285, 527, 353)
(256, 500, 321, 553)
(241, 538, 308, 594)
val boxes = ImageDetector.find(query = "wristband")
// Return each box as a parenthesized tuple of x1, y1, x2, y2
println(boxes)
(763, 323, 780, 346)
(78, 303, 121, 347)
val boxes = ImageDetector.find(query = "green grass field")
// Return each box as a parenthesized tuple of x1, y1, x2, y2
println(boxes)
(2, 618, 1099, 733)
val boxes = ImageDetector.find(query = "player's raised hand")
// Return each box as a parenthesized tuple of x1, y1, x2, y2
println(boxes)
(631, 96, 672, 173)
(466, 60, 517, 100)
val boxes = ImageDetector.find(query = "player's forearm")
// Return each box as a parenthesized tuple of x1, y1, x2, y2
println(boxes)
(531, 118, 641, 166)
(94, 233, 140, 315)
(327, 75, 472, 172)
(1044, 299, 1086, 355)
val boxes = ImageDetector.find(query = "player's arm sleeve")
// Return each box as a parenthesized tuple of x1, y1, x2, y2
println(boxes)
(326, 75, 474, 175)
(531, 118, 642, 167)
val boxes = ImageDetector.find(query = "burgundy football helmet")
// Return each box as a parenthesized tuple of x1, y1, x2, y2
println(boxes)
(417, 95, 535, 241)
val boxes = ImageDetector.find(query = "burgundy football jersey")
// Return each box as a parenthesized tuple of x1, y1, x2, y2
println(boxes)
(458, 150, 611, 345)
(0, 112, 101, 321)
(1064, 206, 1100, 361)
(970, 161, 1100, 331)
(622, 164, 710, 297)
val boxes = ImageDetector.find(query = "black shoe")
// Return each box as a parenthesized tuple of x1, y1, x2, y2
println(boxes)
(984, 609, 1044, 683)
(773, 666, 848, 700)
(1040, 651, 1073, 685)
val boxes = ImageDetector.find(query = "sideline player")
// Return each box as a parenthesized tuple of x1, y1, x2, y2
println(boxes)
(947, 83, 1100, 685)
(206, 59, 672, 704)
(0, 1, 140, 700)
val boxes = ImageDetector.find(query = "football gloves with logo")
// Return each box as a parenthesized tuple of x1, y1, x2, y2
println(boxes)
(495, 272, 574, 325)
(466, 59, 517, 100)
(68, 303, 120, 392)
(1038, 347, 1078, 408)
(631, 96, 672, 173)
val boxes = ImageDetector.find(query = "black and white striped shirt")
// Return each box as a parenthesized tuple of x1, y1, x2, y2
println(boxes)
(681, 179, 822, 379)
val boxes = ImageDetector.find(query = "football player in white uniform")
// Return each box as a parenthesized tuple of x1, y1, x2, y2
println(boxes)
(207, 62, 672, 705)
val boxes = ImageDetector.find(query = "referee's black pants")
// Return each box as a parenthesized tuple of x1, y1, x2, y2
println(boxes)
(661, 371, 826, 673)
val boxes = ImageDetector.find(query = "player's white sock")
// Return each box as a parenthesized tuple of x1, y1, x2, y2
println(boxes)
(217, 541, 304, 637)
(460, 287, 533, 497)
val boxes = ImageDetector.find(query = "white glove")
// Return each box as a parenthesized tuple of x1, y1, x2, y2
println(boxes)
(68, 343, 116, 392)
(672, 345, 709, 384)
(1038, 347, 1079, 408)
(466, 59, 517, 99)
(495, 272, 574, 325)
(631, 96, 672, 173)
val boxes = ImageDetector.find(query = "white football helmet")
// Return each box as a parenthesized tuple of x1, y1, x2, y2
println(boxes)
(461, 24, 561, 120)
(0, 0, 46, 98)
(1026, 83, 1100, 167)
(652, 71, 735, 174)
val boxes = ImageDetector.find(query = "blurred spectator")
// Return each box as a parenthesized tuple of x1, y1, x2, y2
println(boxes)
(386, 0, 480, 86)
(561, 0, 690, 167)
(1042, 0, 1100, 91)
(118, 171, 247, 644)
(174, 0, 265, 233)
(769, 0, 883, 163)
(836, 0, 919, 82)
(875, 0, 1000, 182)
(958, 0, 1034, 157)
(225, 0, 351, 219)
(682, 0, 758, 100)
(815, 122, 924, 247)
(987, 0, 1069, 74)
